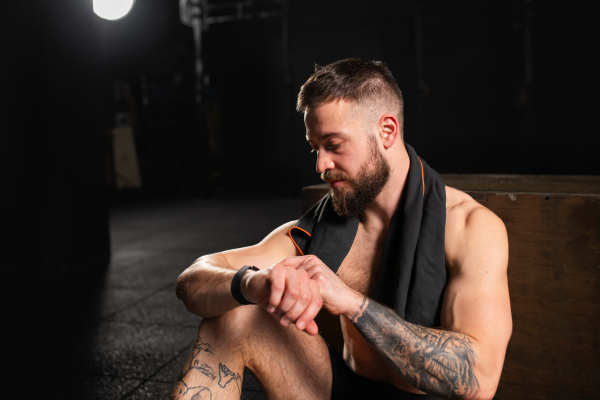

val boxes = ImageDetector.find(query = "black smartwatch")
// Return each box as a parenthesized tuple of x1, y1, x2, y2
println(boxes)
(230, 265, 259, 305)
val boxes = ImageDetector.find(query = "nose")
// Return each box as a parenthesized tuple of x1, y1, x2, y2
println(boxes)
(316, 151, 335, 174)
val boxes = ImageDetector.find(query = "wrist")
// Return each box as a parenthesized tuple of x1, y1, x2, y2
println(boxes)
(239, 269, 258, 304)
(343, 290, 369, 323)
(231, 265, 259, 305)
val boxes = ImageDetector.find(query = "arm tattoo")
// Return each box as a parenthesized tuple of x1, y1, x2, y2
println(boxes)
(350, 296, 367, 323)
(353, 299, 479, 399)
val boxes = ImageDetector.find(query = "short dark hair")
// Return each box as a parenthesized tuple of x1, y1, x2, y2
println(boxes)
(297, 58, 404, 132)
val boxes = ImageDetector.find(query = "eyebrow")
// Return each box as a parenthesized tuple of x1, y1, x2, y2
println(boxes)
(306, 132, 345, 143)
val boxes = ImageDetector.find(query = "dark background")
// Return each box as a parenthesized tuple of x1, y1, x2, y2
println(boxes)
(1, 0, 596, 394)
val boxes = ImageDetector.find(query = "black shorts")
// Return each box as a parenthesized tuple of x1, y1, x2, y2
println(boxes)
(329, 345, 439, 400)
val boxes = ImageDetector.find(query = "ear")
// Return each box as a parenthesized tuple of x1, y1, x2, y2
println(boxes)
(379, 114, 400, 149)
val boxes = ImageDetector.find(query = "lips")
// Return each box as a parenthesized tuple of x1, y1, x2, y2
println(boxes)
(329, 180, 344, 189)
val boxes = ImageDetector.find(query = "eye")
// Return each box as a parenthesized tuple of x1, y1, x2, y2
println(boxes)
(327, 143, 341, 151)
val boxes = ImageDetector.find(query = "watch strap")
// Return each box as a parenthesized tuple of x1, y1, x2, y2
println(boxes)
(231, 265, 259, 305)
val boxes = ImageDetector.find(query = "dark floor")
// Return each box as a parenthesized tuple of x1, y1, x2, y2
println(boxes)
(55, 195, 302, 399)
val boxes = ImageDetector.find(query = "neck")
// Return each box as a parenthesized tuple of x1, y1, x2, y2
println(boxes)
(360, 144, 410, 232)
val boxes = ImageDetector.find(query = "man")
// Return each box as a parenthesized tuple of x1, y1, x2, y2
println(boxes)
(171, 59, 512, 400)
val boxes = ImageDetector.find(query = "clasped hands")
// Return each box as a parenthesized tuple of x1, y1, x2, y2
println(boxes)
(240, 255, 356, 336)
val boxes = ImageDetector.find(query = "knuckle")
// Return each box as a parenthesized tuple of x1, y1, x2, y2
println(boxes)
(281, 256, 294, 265)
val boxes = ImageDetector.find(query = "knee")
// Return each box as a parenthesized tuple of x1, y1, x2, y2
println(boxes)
(200, 305, 291, 367)
(200, 305, 271, 347)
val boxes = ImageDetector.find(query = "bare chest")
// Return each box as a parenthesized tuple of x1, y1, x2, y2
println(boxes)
(336, 227, 383, 296)
(334, 225, 425, 392)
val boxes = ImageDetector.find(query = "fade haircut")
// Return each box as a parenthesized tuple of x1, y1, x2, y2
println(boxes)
(297, 58, 404, 137)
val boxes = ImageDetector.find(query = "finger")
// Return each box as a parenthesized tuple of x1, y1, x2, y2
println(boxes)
(305, 320, 319, 336)
(295, 282, 322, 332)
(281, 271, 312, 326)
(275, 255, 314, 268)
(276, 268, 299, 315)
(284, 255, 319, 270)
(267, 265, 286, 313)
(296, 256, 316, 273)
(302, 261, 323, 279)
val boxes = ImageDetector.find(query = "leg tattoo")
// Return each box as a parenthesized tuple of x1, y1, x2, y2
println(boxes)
(218, 363, 242, 395)
(172, 330, 244, 399)
(171, 332, 215, 400)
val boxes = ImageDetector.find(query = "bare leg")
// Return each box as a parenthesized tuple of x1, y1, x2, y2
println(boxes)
(170, 306, 332, 400)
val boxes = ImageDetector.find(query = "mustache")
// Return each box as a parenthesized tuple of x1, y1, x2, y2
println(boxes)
(321, 170, 350, 183)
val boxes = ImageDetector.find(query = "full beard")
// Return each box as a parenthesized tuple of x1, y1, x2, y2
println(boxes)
(324, 135, 391, 218)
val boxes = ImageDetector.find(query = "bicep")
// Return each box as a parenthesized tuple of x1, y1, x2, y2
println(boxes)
(217, 220, 301, 270)
(441, 209, 512, 380)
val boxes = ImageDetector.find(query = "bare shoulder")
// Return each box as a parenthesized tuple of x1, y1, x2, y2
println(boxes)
(256, 220, 299, 246)
(444, 186, 508, 275)
(218, 220, 301, 270)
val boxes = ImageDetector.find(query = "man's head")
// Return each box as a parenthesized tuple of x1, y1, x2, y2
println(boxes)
(297, 58, 404, 138)
(298, 59, 403, 218)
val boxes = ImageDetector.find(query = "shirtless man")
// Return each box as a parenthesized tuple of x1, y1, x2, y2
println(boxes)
(172, 59, 512, 400)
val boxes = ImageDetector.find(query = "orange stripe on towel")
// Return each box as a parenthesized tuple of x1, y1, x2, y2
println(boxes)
(288, 226, 312, 256)
(417, 156, 425, 197)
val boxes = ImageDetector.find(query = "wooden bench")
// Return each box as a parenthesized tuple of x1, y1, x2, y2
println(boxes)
(302, 175, 600, 400)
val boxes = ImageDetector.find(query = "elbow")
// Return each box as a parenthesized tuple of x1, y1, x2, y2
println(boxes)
(175, 265, 202, 315)
(472, 370, 501, 400)
(175, 269, 190, 301)
(176, 256, 206, 301)
(175, 259, 216, 318)
(176, 276, 203, 316)
(474, 386, 498, 400)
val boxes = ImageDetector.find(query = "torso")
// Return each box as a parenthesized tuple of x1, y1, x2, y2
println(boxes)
(335, 185, 481, 394)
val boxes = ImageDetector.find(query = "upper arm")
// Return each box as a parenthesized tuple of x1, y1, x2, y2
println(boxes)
(216, 220, 302, 270)
(442, 205, 512, 388)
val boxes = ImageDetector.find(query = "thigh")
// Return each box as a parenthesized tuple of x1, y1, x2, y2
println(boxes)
(173, 305, 332, 400)
(238, 306, 332, 400)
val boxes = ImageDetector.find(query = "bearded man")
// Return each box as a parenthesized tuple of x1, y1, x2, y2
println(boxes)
(171, 59, 512, 400)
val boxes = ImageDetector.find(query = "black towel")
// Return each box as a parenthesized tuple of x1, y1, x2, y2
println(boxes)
(289, 144, 447, 327)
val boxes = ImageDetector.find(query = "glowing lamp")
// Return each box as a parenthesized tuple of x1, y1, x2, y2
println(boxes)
(93, 0, 136, 21)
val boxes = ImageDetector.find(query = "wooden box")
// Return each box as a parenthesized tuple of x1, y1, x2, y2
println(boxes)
(302, 175, 600, 400)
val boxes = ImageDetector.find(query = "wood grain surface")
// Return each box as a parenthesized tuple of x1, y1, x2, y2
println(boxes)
(302, 175, 600, 400)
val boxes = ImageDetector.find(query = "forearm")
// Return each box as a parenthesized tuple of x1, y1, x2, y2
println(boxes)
(176, 254, 240, 318)
(347, 295, 481, 400)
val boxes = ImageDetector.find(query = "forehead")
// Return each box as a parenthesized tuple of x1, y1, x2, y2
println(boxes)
(304, 99, 359, 141)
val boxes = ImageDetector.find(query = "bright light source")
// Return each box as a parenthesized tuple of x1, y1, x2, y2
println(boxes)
(93, 0, 136, 21)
